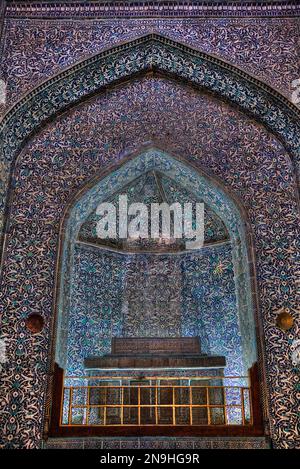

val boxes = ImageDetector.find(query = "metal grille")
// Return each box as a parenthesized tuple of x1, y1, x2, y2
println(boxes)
(60, 375, 252, 427)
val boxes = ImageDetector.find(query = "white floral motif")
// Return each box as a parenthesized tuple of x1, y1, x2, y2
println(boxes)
(0, 79, 6, 105)
(0, 337, 8, 372)
(291, 339, 300, 366)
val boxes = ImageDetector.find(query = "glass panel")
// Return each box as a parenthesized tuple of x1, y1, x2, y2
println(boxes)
(175, 406, 190, 425)
(158, 407, 173, 424)
(141, 407, 156, 425)
(243, 389, 251, 425)
(209, 387, 224, 405)
(70, 407, 85, 425)
(140, 387, 152, 405)
(123, 406, 138, 424)
(192, 407, 208, 425)
(159, 387, 173, 405)
(210, 407, 225, 425)
(192, 387, 207, 405)
(89, 387, 106, 406)
(226, 406, 243, 425)
(106, 406, 121, 425)
(88, 406, 104, 425)
(62, 388, 70, 425)
(72, 387, 86, 405)
(106, 387, 121, 406)
(225, 387, 241, 406)
(175, 387, 189, 405)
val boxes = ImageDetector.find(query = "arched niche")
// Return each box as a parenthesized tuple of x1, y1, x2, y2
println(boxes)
(55, 147, 258, 379)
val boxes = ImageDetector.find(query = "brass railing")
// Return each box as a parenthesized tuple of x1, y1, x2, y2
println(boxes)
(60, 375, 252, 427)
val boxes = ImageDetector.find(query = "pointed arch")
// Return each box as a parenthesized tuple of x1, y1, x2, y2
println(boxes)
(0, 34, 299, 251)
(53, 147, 259, 381)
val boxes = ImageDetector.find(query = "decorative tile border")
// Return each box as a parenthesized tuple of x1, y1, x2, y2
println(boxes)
(5, 1, 300, 19)
(43, 436, 270, 449)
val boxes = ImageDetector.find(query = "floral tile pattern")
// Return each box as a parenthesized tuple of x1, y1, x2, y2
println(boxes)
(67, 241, 242, 377)
(0, 60, 299, 450)
(1, 18, 299, 111)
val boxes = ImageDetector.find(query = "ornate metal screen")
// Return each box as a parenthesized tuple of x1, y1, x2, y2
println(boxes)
(60, 375, 252, 427)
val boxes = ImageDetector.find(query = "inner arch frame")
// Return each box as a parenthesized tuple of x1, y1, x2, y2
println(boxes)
(53, 147, 258, 383)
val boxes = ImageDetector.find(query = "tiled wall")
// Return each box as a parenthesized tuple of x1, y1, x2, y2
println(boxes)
(1, 17, 298, 116)
(66, 242, 243, 377)
(44, 436, 270, 450)
(0, 9, 299, 447)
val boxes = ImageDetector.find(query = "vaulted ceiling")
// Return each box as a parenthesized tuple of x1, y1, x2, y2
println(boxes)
(78, 171, 229, 252)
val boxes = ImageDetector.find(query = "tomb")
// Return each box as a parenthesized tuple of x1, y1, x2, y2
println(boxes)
(84, 337, 226, 370)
